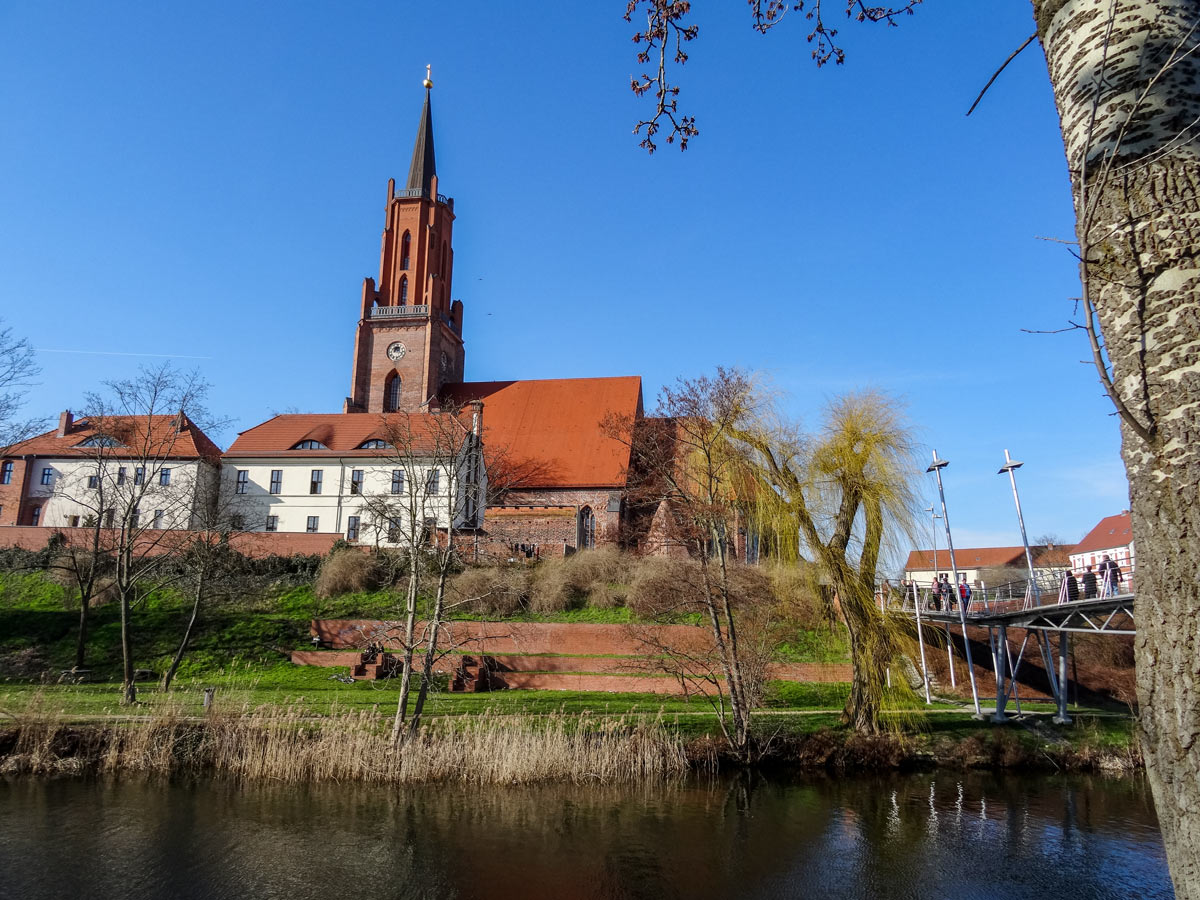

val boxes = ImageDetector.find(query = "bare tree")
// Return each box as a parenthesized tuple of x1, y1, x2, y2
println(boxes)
(0, 320, 42, 454)
(359, 401, 485, 744)
(49, 364, 220, 704)
(609, 368, 762, 758)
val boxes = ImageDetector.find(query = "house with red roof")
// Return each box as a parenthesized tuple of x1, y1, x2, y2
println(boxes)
(1069, 511, 1135, 582)
(0, 410, 221, 531)
(903, 544, 1071, 587)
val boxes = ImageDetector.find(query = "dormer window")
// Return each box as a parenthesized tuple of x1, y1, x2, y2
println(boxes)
(77, 435, 123, 448)
(292, 440, 329, 450)
(357, 439, 392, 450)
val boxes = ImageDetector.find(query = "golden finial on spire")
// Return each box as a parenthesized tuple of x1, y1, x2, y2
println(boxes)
(423, 64, 433, 90)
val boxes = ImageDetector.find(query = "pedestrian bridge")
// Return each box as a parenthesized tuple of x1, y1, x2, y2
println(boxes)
(885, 574, 1135, 724)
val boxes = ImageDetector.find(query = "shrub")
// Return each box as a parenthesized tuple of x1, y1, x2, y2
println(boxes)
(529, 547, 626, 613)
(448, 565, 530, 617)
(313, 549, 386, 598)
(626, 557, 706, 618)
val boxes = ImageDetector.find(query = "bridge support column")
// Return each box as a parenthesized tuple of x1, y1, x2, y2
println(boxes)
(1038, 631, 1062, 712)
(1053, 632, 1072, 725)
(992, 625, 1010, 723)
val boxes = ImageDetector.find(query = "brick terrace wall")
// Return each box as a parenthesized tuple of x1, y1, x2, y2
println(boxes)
(312, 619, 715, 656)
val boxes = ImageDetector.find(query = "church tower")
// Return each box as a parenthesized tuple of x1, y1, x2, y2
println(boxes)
(345, 71, 465, 414)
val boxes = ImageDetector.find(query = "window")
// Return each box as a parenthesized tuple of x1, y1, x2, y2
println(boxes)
(40, 467, 53, 485)
(292, 440, 329, 450)
(68, 515, 80, 528)
(350, 470, 364, 494)
(229, 514, 245, 531)
(399, 275, 408, 305)
(347, 515, 360, 541)
(159, 468, 171, 486)
(391, 469, 404, 495)
(132, 508, 140, 527)
(358, 439, 390, 450)
(0, 461, 11, 484)
(269, 470, 282, 494)
(306, 516, 319, 533)
(387, 518, 402, 543)
(401, 231, 411, 270)
(578, 506, 596, 551)
(426, 469, 440, 494)
(384, 373, 401, 412)
(310, 470, 323, 494)
(134, 467, 145, 486)
(152, 509, 164, 530)
(235, 470, 249, 494)
(104, 509, 115, 528)
(77, 435, 122, 448)
(265, 515, 278, 533)
(87, 473, 99, 489)
(117, 467, 126, 485)
(30, 507, 41, 526)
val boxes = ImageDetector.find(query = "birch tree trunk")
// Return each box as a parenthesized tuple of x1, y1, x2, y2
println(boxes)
(1035, 2, 1200, 894)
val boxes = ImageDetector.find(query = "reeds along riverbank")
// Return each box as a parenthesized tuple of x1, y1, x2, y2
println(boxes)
(0, 704, 691, 785)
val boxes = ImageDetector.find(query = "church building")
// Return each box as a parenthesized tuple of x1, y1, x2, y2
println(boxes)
(226, 75, 642, 557)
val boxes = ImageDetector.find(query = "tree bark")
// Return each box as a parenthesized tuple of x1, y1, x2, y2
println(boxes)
(1036, 2, 1200, 895)
(162, 570, 204, 692)
(74, 594, 90, 670)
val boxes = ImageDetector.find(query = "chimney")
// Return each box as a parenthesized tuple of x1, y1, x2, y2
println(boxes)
(57, 410, 73, 438)
(468, 399, 484, 438)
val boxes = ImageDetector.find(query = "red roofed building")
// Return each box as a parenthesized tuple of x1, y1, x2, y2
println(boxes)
(903, 544, 1070, 586)
(0, 410, 221, 530)
(226, 83, 643, 557)
(1069, 511, 1135, 580)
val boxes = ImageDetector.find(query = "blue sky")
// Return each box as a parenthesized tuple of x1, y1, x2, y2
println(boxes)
(0, 2, 1128, 563)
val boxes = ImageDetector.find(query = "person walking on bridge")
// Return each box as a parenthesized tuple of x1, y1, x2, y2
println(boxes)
(1098, 555, 1123, 597)
(958, 577, 972, 611)
(1081, 565, 1098, 600)
(1063, 569, 1080, 604)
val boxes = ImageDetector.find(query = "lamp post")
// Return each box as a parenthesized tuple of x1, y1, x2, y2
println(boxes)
(927, 450, 982, 717)
(998, 449, 1040, 604)
(926, 505, 955, 689)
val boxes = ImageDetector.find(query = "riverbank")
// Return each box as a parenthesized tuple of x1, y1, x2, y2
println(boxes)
(0, 702, 1141, 784)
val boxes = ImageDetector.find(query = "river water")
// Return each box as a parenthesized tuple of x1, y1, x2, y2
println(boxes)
(0, 773, 1171, 900)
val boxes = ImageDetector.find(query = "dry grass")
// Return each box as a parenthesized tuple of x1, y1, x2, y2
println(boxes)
(529, 548, 626, 613)
(449, 565, 531, 616)
(0, 701, 689, 785)
(313, 549, 387, 598)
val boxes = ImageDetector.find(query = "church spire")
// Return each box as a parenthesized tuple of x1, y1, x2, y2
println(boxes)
(405, 67, 437, 194)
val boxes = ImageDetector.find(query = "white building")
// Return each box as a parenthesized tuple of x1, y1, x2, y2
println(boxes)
(221, 407, 485, 545)
(1, 411, 221, 530)
(1069, 511, 1135, 580)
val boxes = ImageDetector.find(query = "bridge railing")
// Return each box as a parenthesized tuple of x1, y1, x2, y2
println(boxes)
(879, 568, 1133, 618)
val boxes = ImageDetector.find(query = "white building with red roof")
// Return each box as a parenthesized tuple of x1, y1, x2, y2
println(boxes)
(0, 411, 221, 531)
(1069, 511, 1135, 581)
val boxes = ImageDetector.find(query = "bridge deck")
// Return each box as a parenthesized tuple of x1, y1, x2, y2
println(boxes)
(903, 593, 1135, 634)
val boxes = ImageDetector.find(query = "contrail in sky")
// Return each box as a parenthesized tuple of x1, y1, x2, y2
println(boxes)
(35, 348, 213, 360)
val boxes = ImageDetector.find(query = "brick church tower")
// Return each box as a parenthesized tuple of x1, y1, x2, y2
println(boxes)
(345, 73, 464, 414)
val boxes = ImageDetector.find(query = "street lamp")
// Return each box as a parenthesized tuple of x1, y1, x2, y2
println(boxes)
(998, 449, 1040, 604)
(926, 450, 982, 717)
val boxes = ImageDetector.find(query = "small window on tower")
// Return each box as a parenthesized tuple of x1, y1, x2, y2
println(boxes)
(401, 231, 411, 270)
(399, 276, 408, 305)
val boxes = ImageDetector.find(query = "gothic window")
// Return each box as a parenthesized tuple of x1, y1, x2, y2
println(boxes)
(399, 275, 408, 305)
(384, 373, 402, 412)
(578, 506, 595, 550)
(401, 231, 411, 270)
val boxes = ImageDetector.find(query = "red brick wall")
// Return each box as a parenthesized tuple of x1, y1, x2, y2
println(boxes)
(0, 525, 340, 558)
(0, 459, 30, 527)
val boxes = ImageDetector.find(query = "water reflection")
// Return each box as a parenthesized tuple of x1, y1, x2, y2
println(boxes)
(0, 773, 1170, 900)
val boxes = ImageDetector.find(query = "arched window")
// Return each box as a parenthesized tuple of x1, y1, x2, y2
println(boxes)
(357, 439, 392, 450)
(292, 439, 329, 450)
(384, 372, 402, 412)
(400, 231, 411, 270)
(399, 275, 408, 305)
(577, 506, 595, 550)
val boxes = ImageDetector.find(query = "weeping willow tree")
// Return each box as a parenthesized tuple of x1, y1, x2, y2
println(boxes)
(736, 391, 920, 734)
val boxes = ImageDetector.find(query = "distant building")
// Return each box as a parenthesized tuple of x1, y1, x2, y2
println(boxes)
(0, 411, 221, 530)
(1069, 511, 1135, 579)
(903, 544, 1070, 586)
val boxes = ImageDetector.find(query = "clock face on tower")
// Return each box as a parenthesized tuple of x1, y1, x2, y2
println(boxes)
(386, 342, 407, 361)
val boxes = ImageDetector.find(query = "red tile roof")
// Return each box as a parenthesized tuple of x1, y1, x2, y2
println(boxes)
(7, 414, 221, 462)
(443, 377, 642, 489)
(904, 547, 1028, 571)
(1072, 512, 1133, 555)
(224, 411, 472, 458)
